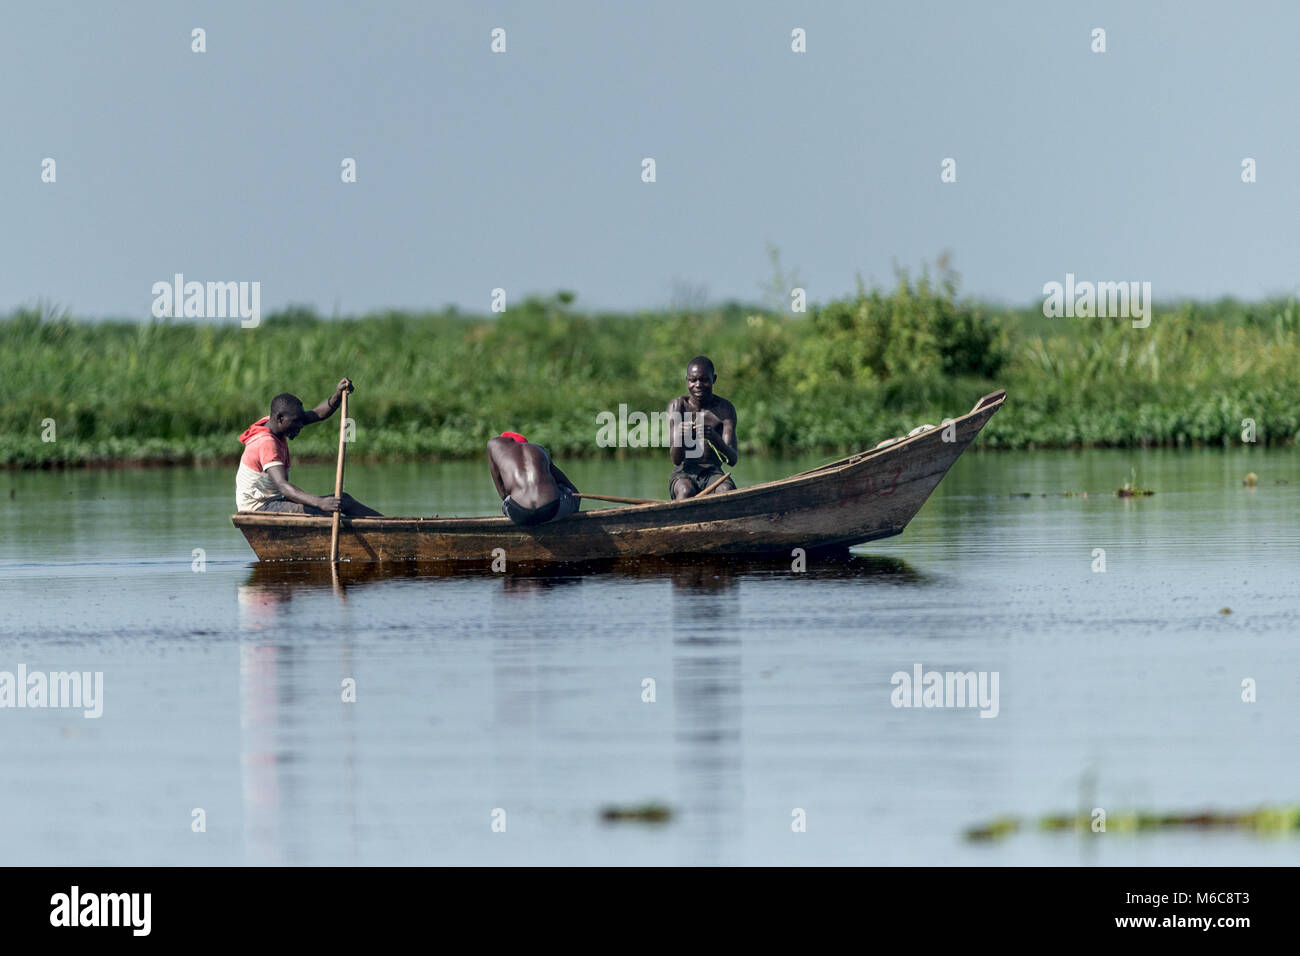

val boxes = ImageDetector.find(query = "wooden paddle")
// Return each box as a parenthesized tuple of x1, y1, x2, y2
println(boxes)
(329, 389, 349, 563)
(695, 470, 733, 498)
(576, 468, 733, 508)
(575, 493, 662, 505)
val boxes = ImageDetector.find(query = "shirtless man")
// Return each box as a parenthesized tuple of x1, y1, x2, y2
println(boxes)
(487, 432, 581, 526)
(667, 356, 738, 500)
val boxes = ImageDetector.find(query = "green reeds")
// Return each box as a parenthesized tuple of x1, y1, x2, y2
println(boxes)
(3, 283, 1297, 467)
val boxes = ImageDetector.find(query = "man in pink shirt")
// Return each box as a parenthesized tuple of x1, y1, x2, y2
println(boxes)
(236, 377, 382, 516)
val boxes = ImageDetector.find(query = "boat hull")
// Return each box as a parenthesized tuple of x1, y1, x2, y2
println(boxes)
(233, 390, 1005, 564)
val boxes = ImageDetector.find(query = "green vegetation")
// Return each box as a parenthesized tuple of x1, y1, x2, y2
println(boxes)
(3, 273, 1297, 467)
(1117, 466, 1155, 497)
(600, 802, 673, 823)
(965, 805, 1300, 840)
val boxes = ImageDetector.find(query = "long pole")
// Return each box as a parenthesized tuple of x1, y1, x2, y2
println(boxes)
(695, 471, 733, 498)
(575, 493, 662, 505)
(329, 390, 348, 563)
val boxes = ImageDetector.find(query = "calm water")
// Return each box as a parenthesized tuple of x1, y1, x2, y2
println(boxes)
(1, 449, 1297, 865)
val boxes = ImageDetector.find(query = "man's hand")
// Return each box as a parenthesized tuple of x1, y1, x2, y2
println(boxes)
(316, 496, 343, 513)
(697, 409, 723, 431)
(322, 379, 353, 414)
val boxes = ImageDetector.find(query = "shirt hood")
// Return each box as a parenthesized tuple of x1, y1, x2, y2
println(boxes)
(239, 417, 273, 445)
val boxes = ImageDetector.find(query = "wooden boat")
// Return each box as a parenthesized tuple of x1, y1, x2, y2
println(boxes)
(233, 389, 1006, 564)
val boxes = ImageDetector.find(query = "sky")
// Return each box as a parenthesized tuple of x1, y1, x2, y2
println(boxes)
(3, 0, 1298, 318)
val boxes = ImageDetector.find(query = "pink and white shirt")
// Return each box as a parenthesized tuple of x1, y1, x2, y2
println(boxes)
(236, 417, 291, 511)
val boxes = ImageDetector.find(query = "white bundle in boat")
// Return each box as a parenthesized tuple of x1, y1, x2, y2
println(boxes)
(876, 423, 935, 449)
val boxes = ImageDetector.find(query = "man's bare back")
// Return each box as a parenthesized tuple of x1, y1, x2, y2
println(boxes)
(487, 434, 581, 525)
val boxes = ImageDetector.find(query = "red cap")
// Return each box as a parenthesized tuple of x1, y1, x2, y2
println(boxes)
(500, 431, 527, 443)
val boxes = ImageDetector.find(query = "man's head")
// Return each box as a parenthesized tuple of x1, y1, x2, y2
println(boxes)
(685, 356, 717, 401)
(269, 393, 308, 439)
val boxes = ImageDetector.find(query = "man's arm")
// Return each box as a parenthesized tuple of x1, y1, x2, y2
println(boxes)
(549, 461, 578, 495)
(717, 416, 738, 466)
(265, 464, 340, 512)
(701, 401, 739, 467)
(303, 378, 353, 425)
(486, 440, 510, 499)
(668, 398, 687, 466)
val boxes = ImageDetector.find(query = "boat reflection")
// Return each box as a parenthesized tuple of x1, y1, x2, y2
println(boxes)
(230, 550, 924, 865)
(240, 551, 926, 597)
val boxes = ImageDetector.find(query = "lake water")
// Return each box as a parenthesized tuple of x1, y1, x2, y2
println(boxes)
(1, 449, 1297, 865)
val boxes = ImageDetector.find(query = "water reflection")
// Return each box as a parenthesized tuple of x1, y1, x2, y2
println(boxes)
(673, 632, 743, 865)
(670, 564, 740, 633)
(231, 552, 923, 865)
(237, 581, 290, 629)
(237, 635, 360, 865)
(668, 562, 742, 594)
(239, 641, 287, 865)
(239, 551, 926, 596)
(500, 572, 584, 596)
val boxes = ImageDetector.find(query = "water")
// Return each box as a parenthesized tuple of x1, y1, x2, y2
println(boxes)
(1, 449, 1297, 865)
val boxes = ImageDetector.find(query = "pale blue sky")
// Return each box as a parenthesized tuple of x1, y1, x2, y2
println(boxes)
(3, 0, 1297, 317)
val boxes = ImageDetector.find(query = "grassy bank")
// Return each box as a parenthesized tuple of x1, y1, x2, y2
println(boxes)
(3, 278, 1297, 467)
